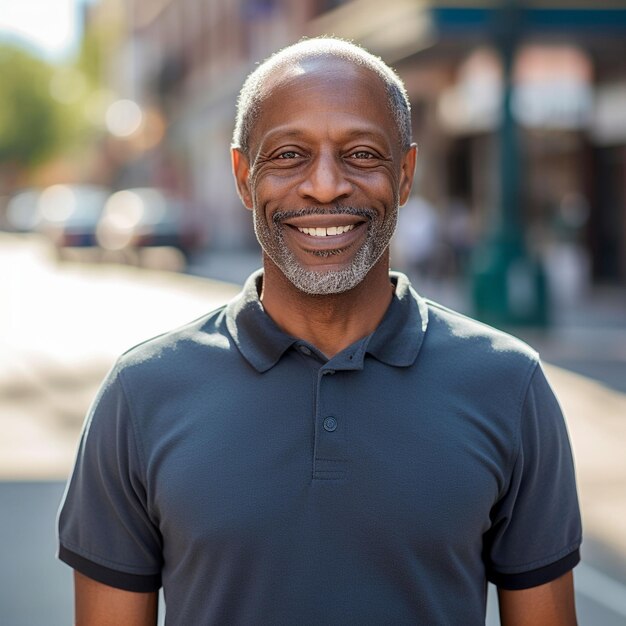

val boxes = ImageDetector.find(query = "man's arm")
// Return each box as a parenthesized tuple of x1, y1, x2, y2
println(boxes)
(74, 571, 159, 626)
(497, 571, 577, 626)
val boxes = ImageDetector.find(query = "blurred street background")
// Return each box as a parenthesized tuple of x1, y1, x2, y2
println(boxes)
(1, 0, 625, 624)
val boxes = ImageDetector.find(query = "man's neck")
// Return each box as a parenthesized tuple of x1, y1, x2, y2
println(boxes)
(259, 257, 395, 359)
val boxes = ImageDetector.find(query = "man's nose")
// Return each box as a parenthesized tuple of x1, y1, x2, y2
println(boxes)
(296, 151, 352, 204)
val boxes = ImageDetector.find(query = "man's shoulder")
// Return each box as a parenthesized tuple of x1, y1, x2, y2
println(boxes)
(422, 298, 539, 367)
(115, 303, 233, 378)
(415, 299, 542, 411)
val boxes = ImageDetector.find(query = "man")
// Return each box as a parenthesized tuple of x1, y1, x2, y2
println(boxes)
(58, 38, 581, 625)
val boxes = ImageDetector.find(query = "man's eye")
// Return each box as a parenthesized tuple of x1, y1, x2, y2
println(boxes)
(276, 151, 301, 159)
(349, 151, 376, 159)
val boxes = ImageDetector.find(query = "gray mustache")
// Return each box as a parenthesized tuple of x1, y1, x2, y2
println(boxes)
(273, 207, 375, 224)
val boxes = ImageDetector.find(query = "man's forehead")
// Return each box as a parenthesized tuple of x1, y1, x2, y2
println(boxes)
(261, 55, 385, 100)
(249, 63, 393, 149)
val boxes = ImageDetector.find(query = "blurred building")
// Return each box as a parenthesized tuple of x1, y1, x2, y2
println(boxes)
(92, 0, 626, 289)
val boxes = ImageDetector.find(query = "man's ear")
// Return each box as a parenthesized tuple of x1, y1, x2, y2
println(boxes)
(398, 143, 418, 207)
(231, 147, 253, 210)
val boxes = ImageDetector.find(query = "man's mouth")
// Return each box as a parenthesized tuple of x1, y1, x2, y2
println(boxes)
(296, 225, 356, 237)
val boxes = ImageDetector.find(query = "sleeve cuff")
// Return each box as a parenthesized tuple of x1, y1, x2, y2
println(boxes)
(58, 544, 161, 593)
(488, 548, 580, 590)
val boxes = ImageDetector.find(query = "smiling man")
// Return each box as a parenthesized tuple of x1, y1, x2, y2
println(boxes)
(58, 38, 582, 625)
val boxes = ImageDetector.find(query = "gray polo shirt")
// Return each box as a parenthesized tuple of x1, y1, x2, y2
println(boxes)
(58, 271, 581, 625)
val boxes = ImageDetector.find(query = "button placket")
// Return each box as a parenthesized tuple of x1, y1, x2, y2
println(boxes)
(313, 370, 347, 480)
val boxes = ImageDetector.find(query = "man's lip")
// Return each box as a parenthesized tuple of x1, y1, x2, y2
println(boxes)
(281, 214, 367, 228)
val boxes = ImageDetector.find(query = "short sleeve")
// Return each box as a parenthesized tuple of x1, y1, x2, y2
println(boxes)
(57, 364, 163, 592)
(484, 362, 582, 590)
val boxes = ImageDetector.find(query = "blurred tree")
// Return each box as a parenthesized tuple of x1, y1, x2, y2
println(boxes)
(76, 19, 103, 85)
(0, 44, 65, 169)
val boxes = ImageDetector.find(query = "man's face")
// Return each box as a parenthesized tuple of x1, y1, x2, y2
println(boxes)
(233, 59, 416, 295)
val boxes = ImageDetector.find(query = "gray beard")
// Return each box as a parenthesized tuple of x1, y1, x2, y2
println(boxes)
(253, 205, 397, 295)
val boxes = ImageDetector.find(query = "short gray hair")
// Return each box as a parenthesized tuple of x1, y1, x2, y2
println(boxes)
(232, 37, 412, 155)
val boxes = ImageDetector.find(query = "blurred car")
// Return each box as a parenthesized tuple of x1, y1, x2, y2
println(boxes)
(37, 184, 110, 247)
(5, 188, 42, 232)
(96, 187, 204, 258)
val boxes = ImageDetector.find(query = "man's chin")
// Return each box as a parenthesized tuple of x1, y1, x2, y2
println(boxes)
(278, 261, 369, 296)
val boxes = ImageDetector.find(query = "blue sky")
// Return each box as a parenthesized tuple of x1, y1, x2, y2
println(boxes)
(0, 0, 92, 61)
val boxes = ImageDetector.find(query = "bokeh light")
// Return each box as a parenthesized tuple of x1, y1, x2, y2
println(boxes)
(105, 99, 143, 138)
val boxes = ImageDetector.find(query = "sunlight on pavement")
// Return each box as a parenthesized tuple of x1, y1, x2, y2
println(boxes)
(0, 234, 238, 479)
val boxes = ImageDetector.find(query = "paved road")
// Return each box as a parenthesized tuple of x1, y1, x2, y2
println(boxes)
(2, 234, 626, 625)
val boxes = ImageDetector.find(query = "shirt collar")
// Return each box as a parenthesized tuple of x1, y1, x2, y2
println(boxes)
(225, 270, 297, 373)
(225, 269, 429, 373)
(365, 271, 429, 367)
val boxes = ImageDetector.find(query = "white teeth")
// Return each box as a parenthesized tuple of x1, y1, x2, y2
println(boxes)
(297, 224, 355, 237)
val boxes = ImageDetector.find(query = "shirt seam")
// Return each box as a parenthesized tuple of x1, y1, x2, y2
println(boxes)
(503, 358, 540, 499)
(116, 367, 150, 495)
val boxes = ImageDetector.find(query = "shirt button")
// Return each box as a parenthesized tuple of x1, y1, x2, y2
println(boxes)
(299, 346, 312, 356)
(323, 416, 338, 432)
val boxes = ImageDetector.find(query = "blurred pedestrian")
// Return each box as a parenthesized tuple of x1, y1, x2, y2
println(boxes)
(58, 37, 581, 625)
(392, 194, 441, 280)
(444, 195, 475, 275)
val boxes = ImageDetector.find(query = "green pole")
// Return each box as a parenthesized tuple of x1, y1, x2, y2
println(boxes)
(470, 0, 548, 327)
(499, 0, 521, 248)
